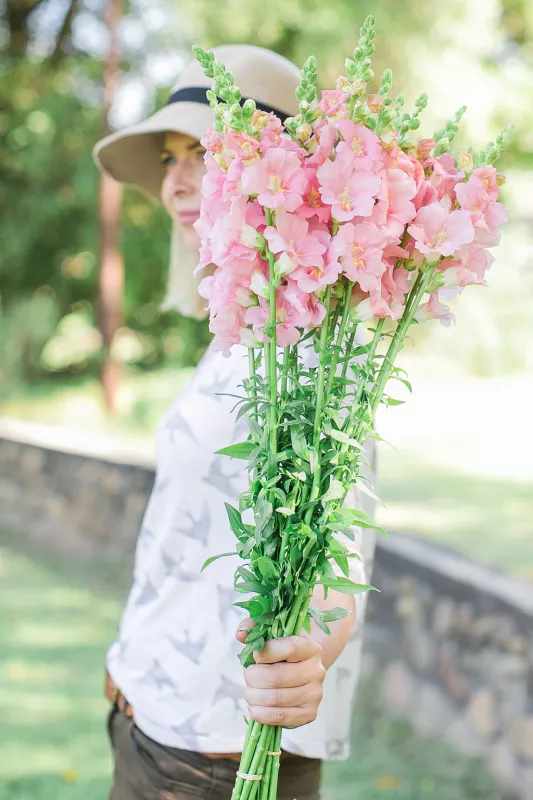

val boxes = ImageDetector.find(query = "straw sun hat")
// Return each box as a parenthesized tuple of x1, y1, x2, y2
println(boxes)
(93, 45, 301, 319)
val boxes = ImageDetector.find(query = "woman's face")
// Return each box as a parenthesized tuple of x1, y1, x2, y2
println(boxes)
(160, 132, 206, 250)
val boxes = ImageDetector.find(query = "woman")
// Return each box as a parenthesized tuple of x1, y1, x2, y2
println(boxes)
(94, 44, 376, 800)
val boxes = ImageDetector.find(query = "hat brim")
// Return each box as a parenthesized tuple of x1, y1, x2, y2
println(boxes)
(93, 102, 213, 199)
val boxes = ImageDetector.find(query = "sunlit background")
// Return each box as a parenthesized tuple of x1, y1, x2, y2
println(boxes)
(1, 0, 532, 798)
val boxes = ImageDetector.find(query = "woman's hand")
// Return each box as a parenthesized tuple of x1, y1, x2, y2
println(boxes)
(236, 622, 326, 728)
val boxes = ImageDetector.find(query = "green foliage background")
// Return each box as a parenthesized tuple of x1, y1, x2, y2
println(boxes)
(1, 0, 532, 394)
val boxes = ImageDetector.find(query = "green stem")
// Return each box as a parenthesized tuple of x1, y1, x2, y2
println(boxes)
(258, 728, 275, 800)
(332, 318, 384, 482)
(369, 267, 435, 417)
(248, 348, 259, 424)
(324, 281, 354, 403)
(240, 724, 271, 800)
(280, 346, 290, 401)
(267, 728, 282, 800)
(303, 287, 332, 524)
(331, 266, 436, 518)
(264, 209, 278, 479)
(232, 721, 262, 800)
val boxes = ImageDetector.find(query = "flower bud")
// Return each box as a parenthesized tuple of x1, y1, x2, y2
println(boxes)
(367, 93, 384, 113)
(457, 151, 473, 173)
(296, 122, 313, 142)
(336, 75, 352, 93)
(380, 129, 397, 150)
(352, 77, 367, 95)
(213, 153, 231, 171)
(251, 110, 270, 131)
(250, 270, 269, 299)
(417, 138, 436, 160)
(350, 297, 374, 323)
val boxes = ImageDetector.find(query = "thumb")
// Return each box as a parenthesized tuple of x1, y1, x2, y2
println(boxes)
(236, 617, 256, 644)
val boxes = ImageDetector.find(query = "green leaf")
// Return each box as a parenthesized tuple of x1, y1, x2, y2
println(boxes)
(323, 479, 345, 503)
(321, 607, 353, 622)
(291, 428, 310, 460)
(332, 554, 350, 576)
(276, 507, 294, 517)
(385, 397, 406, 406)
(307, 605, 331, 635)
(328, 428, 364, 449)
(215, 441, 256, 459)
(256, 556, 279, 583)
(235, 579, 268, 595)
(318, 576, 377, 595)
(308, 446, 319, 475)
(201, 551, 238, 572)
(225, 502, 247, 538)
(302, 614, 312, 634)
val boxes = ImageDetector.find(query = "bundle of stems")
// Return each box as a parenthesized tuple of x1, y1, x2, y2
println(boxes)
(227, 247, 435, 800)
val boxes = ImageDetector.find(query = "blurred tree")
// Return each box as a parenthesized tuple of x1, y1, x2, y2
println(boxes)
(98, 0, 124, 414)
(0, 0, 531, 397)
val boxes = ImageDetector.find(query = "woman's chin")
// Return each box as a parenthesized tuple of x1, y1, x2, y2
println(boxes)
(179, 224, 201, 251)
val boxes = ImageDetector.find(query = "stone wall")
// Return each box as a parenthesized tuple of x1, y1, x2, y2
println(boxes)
(1, 418, 533, 798)
(364, 533, 533, 800)
(0, 417, 155, 560)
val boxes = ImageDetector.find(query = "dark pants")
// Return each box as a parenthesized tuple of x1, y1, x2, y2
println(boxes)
(107, 707, 321, 800)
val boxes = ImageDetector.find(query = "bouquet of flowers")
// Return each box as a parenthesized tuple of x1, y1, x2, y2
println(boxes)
(193, 15, 508, 800)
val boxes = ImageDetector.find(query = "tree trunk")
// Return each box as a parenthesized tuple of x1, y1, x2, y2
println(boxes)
(97, 0, 124, 414)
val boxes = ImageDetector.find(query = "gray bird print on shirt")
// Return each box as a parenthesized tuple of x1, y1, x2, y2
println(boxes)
(202, 456, 241, 497)
(133, 578, 159, 606)
(164, 408, 197, 443)
(170, 714, 205, 749)
(326, 739, 345, 759)
(197, 372, 234, 401)
(173, 504, 211, 547)
(168, 631, 208, 665)
(140, 659, 175, 691)
(214, 675, 244, 713)
(160, 550, 200, 582)
(152, 475, 171, 494)
(336, 667, 351, 689)
(217, 585, 241, 629)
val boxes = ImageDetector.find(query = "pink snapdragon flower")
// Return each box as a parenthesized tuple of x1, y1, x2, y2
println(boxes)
(209, 302, 256, 353)
(240, 147, 307, 211)
(425, 153, 464, 200)
(381, 263, 410, 305)
(264, 211, 328, 276)
(335, 120, 384, 171)
(245, 284, 324, 346)
(415, 291, 456, 327)
(408, 201, 475, 259)
(470, 201, 508, 248)
(307, 122, 338, 167)
(330, 221, 388, 291)
(368, 168, 418, 236)
(317, 89, 349, 119)
(455, 166, 500, 212)
(208, 198, 261, 267)
(356, 288, 404, 321)
(290, 223, 341, 292)
(317, 152, 381, 221)
(296, 168, 332, 224)
(441, 245, 494, 287)
(224, 132, 261, 164)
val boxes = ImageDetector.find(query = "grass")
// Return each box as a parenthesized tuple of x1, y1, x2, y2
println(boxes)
(0, 535, 509, 800)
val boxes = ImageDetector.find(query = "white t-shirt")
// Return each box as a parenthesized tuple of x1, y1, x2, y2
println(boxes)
(107, 345, 376, 760)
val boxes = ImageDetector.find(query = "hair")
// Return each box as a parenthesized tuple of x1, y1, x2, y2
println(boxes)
(160, 224, 210, 320)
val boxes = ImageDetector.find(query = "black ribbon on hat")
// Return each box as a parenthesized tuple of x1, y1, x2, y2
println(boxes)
(166, 86, 291, 124)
